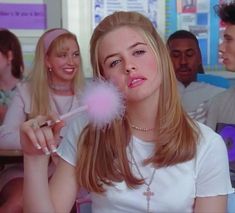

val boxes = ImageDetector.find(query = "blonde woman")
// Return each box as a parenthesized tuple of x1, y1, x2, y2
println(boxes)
(0, 28, 84, 212)
(21, 12, 233, 213)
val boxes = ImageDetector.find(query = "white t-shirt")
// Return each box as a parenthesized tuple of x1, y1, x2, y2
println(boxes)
(57, 120, 233, 213)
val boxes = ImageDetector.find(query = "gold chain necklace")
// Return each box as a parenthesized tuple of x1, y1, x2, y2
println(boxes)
(128, 145, 156, 213)
(130, 124, 155, 132)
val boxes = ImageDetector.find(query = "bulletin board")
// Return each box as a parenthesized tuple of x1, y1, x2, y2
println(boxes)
(92, 0, 166, 37)
(91, 0, 233, 72)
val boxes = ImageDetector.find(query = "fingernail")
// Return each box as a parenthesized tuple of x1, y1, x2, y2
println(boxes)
(55, 119, 61, 124)
(35, 144, 41, 149)
(50, 145, 57, 153)
(43, 147, 50, 155)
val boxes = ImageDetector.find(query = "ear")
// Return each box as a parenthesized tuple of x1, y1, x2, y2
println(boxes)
(197, 48, 202, 64)
(45, 55, 51, 68)
(7, 50, 13, 62)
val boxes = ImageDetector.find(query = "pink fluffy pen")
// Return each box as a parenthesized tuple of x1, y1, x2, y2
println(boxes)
(40, 80, 125, 129)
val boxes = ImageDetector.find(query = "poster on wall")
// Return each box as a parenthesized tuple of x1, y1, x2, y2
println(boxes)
(92, 0, 160, 30)
(166, 0, 225, 71)
(0, 3, 47, 29)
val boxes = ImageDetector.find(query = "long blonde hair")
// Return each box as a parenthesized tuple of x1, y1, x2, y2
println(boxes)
(29, 28, 84, 118)
(76, 11, 199, 193)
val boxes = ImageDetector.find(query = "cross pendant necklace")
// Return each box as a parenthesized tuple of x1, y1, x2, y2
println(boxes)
(128, 146, 156, 213)
(144, 186, 155, 212)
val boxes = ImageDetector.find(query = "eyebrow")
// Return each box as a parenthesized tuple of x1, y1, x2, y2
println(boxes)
(103, 42, 147, 64)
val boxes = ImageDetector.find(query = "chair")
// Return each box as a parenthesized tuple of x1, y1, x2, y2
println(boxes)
(197, 73, 230, 89)
(76, 189, 92, 213)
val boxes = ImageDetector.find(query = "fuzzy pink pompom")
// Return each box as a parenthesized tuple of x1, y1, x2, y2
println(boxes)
(80, 80, 125, 128)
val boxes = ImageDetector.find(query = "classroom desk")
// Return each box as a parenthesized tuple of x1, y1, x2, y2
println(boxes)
(0, 149, 22, 156)
(0, 149, 23, 166)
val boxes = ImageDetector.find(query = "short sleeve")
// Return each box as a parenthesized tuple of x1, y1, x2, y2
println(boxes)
(56, 114, 88, 166)
(196, 124, 234, 196)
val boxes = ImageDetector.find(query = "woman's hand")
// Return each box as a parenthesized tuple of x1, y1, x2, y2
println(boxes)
(20, 115, 64, 155)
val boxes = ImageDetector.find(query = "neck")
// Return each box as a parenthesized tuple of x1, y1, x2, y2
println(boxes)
(127, 99, 158, 141)
(49, 82, 73, 95)
(127, 99, 158, 128)
(0, 72, 19, 91)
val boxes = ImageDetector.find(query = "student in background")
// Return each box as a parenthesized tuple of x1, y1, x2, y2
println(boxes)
(20, 11, 232, 213)
(0, 28, 85, 212)
(206, 2, 235, 130)
(0, 29, 24, 124)
(167, 30, 225, 123)
(206, 3, 235, 211)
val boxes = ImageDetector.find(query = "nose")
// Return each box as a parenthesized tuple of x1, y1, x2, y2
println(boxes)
(125, 66, 136, 74)
(180, 54, 188, 65)
(219, 41, 225, 54)
(125, 61, 136, 74)
(67, 55, 75, 65)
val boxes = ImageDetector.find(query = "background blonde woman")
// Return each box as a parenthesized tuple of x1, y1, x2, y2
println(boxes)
(0, 28, 84, 212)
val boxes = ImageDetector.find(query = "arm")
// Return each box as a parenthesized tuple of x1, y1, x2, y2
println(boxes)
(23, 155, 77, 213)
(50, 158, 78, 212)
(194, 195, 227, 213)
(21, 116, 76, 212)
(0, 86, 28, 149)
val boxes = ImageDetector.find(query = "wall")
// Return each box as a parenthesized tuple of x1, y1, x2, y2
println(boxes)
(61, 0, 93, 77)
(1, 0, 235, 84)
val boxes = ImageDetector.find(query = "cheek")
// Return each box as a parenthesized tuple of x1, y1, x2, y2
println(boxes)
(148, 59, 158, 74)
(109, 74, 123, 90)
(229, 44, 235, 54)
(171, 59, 179, 67)
(104, 72, 126, 93)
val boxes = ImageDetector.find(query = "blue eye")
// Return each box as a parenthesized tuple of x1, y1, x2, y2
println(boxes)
(73, 52, 80, 57)
(58, 53, 67, 57)
(110, 60, 121, 68)
(134, 50, 146, 56)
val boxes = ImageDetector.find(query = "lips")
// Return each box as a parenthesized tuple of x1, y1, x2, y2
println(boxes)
(128, 76, 146, 88)
(177, 67, 191, 73)
(222, 58, 229, 65)
(63, 68, 75, 74)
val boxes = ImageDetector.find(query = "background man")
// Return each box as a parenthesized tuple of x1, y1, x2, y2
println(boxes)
(167, 30, 225, 123)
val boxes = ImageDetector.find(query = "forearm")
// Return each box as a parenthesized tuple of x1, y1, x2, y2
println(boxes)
(23, 154, 55, 213)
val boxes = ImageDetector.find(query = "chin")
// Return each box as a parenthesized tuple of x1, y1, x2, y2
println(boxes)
(225, 65, 235, 72)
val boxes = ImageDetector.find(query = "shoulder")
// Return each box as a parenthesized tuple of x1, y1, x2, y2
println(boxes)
(197, 122, 222, 143)
(13, 81, 32, 112)
(196, 122, 227, 156)
(193, 82, 225, 92)
(211, 87, 235, 101)
(16, 80, 31, 96)
(67, 113, 89, 136)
